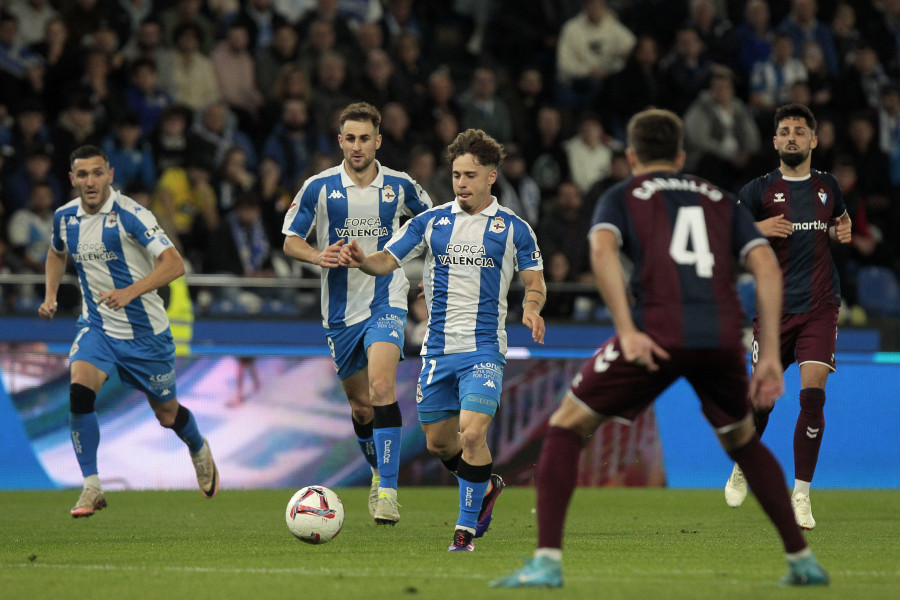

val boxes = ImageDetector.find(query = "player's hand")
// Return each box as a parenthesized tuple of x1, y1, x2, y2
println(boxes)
(749, 354, 784, 410)
(417, 280, 425, 299)
(619, 330, 670, 372)
(833, 217, 852, 244)
(757, 215, 793, 238)
(318, 238, 345, 268)
(338, 238, 366, 268)
(98, 288, 136, 311)
(522, 309, 545, 344)
(38, 300, 58, 321)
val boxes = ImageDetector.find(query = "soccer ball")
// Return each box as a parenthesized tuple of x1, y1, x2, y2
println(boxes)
(285, 485, 344, 544)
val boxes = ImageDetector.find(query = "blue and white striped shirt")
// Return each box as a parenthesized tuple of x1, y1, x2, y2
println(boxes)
(386, 197, 543, 356)
(51, 190, 174, 340)
(282, 160, 432, 328)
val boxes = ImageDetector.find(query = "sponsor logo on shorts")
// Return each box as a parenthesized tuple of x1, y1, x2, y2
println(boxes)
(147, 369, 176, 391)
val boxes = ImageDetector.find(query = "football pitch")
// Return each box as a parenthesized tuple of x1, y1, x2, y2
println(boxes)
(1, 487, 897, 599)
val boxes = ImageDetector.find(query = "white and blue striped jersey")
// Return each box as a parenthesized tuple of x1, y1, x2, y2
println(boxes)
(51, 190, 175, 340)
(282, 160, 432, 328)
(385, 197, 543, 356)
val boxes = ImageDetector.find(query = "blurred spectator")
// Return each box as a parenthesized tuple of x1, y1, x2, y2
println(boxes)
(310, 50, 353, 125)
(29, 17, 77, 118)
(60, 0, 108, 48)
(215, 146, 256, 214)
(799, 40, 834, 111)
(659, 25, 711, 116)
(355, 21, 384, 57)
(778, 0, 840, 78)
(355, 47, 409, 108)
(458, 65, 513, 143)
(159, 22, 221, 112)
(583, 149, 630, 212)
(453, 0, 498, 56)
(297, 0, 356, 49)
(273, 0, 315, 24)
(255, 155, 292, 246)
(494, 142, 540, 227)
(564, 111, 617, 194)
(506, 66, 550, 148)
(108, 0, 156, 50)
(7, 179, 53, 273)
(101, 113, 156, 191)
(378, 102, 418, 169)
(735, 0, 774, 82)
(555, 0, 635, 110)
(121, 16, 166, 65)
(846, 111, 893, 200)
(486, 0, 570, 74)
(835, 42, 889, 113)
(8, 0, 59, 47)
(878, 83, 900, 161)
(233, 0, 289, 53)
(406, 144, 452, 206)
(524, 105, 571, 200)
(392, 32, 431, 101)
(600, 35, 663, 142)
(0, 13, 45, 112)
(426, 110, 460, 169)
(862, 0, 900, 73)
(63, 50, 125, 137)
(255, 23, 301, 103)
(79, 19, 127, 77)
(684, 66, 761, 192)
(379, 0, 424, 48)
(297, 18, 341, 77)
(211, 21, 265, 131)
(810, 115, 838, 173)
(749, 32, 807, 115)
(150, 103, 192, 172)
(686, 0, 739, 73)
(261, 97, 328, 189)
(204, 191, 274, 278)
(158, 0, 215, 53)
(7, 98, 53, 163)
(187, 101, 258, 173)
(829, 2, 860, 68)
(259, 63, 312, 134)
(339, 0, 383, 31)
(6, 149, 63, 211)
(49, 97, 102, 184)
(124, 57, 171, 136)
(411, 66, 458, 133)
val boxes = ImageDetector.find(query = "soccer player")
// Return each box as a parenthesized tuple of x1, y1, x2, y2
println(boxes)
(282, 102, 432, 525)
(724, 103, 851, 529)
(38, 145, 218, 518)
(491, 109, 828, 588)
(339, 128, 546, 551)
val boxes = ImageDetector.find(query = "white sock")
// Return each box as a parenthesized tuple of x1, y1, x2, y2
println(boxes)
(535, 548, 562, 562)
(84, 474, 101, 490)
(456, 525, 476, 534)
(378, 487, 397, 500)
(786, 547, 812, 562)
(371, 467, 380, 479)
(793, 480, 811, 496)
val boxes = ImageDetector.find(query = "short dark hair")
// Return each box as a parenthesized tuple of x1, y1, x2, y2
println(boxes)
(774, 103, 817, 133)
(339, 102, 381, 134)
(70, 145, 109, 168)
(626, 109, 683, 164)
(446, 128, 505, 169)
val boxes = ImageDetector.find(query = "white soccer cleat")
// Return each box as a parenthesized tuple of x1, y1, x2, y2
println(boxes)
(368, 474, 380, 517)
(792, 492, 816, 529)
(373, 491, 400, 525)
(70, 486, 107, 518)
(191, 438, 219, 498)
(724, 464, 748, 508)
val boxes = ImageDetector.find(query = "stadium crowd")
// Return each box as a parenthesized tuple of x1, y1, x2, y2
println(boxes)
(1, 0, 900, 320)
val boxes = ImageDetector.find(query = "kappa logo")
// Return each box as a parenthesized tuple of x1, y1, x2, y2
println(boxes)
(818, 188, 828, 204)
(435, 216, 452, 226)
(390, 330, 399, 338)
(382, 185, 396, 202)
(328, 189, 345, 199)
(483, 379, 496, 389)
(773, 193, 786, 203)
(67, 216, 79, 226)
(160, 389, 171, 397)
(490, 216, 506, 233)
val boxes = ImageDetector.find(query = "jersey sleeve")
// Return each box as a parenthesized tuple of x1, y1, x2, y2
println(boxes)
(282, 180, 319, 239)
(400, 177, 433, 217)
(737, 179, 763, 219)
(50, 210, 67, 253)
(385, 213, 427, 265)
(825, 173, 846, 219)
(511, 218, 543, 271)
(732, 196, 769, 264)
(122, 205, 175, 258)
(590, 187, 627, 247)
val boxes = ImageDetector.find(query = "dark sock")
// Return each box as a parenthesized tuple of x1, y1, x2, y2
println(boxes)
(442, 449, 462, 474)
(536, 426, 584, 550)
(728, 437, 807, 554)
(753, 408, 771, 438)
(793, 388, 825, 482)
(352, 416, 378, 469)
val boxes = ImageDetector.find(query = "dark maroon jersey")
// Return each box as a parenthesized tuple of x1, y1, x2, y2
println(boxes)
(738, 168, 845, 314)
(592, 171, 767, 350)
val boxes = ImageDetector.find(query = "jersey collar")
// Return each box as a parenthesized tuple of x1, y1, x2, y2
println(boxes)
(76, 188, 118, 216)
(340, 159, 384, 189)
(451, 195, 500, 216)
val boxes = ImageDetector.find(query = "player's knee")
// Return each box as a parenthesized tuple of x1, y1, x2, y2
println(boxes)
(425, 438, 457, 459)
(458, 426, 487, 452)
(350, 404, 373, 424)
(156, 401, 182, 428)
(368, 377, 395, 405)
(716, 413, 756, 452)
(70, 383, 96, 414)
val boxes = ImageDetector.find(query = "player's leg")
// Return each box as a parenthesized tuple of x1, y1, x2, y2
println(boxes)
(69, 359, 109, 518)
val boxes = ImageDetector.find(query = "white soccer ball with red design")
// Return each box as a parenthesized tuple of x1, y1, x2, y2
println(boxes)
(285, 485, 344, 544)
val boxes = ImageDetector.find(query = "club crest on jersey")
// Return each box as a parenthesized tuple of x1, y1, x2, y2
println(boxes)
(773, 192, 785, 203)
(382, 185, 396, 203)
(105, 212, 117, 227)
(489, 216, 506, 233)
(818, 189, 828, 204)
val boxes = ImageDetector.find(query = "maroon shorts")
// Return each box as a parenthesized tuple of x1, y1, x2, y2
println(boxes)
(569, 336, 750, 430)
(751, 302, 838, 372)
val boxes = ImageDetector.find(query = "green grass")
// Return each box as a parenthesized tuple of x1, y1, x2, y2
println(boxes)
(1, 487, 898, 599)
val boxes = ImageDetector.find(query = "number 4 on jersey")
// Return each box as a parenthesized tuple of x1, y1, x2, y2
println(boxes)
(669, 206, 715, 278)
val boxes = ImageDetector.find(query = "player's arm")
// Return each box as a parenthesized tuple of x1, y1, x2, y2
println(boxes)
(744, 243, 785, 409)
(519, 269, 546, 344)
(591, 229, 670, 371)
(38, 248, 68, 321)
(338, 239, 399, 275)
(98, 247, 186, 311)
(831, 211, 852, 244)
(283, 234, 344, 268)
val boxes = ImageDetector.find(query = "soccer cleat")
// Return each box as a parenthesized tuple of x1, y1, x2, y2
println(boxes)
(373, 491, 400, 525)
(780, 554, 829, 586)
(489, 556, 564, 588)
(792, 491, 816, 529)
(368, 474, 381, 517)
(448, 528, 475, 551)
(724, 464, 748, 508)
(475, 474, 504, 538)
(190, 438, 219, 498)
(70, 487, 107, 518)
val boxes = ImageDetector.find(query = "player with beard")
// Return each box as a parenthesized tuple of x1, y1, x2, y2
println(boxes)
(283, 102, 432, 525)
(724, 104, 852, 529)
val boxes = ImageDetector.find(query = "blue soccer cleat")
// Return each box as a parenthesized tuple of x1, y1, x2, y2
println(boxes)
(780, 554, 829, 586)
(475, 474, 504, 538)
(489, 556, 563, 588)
